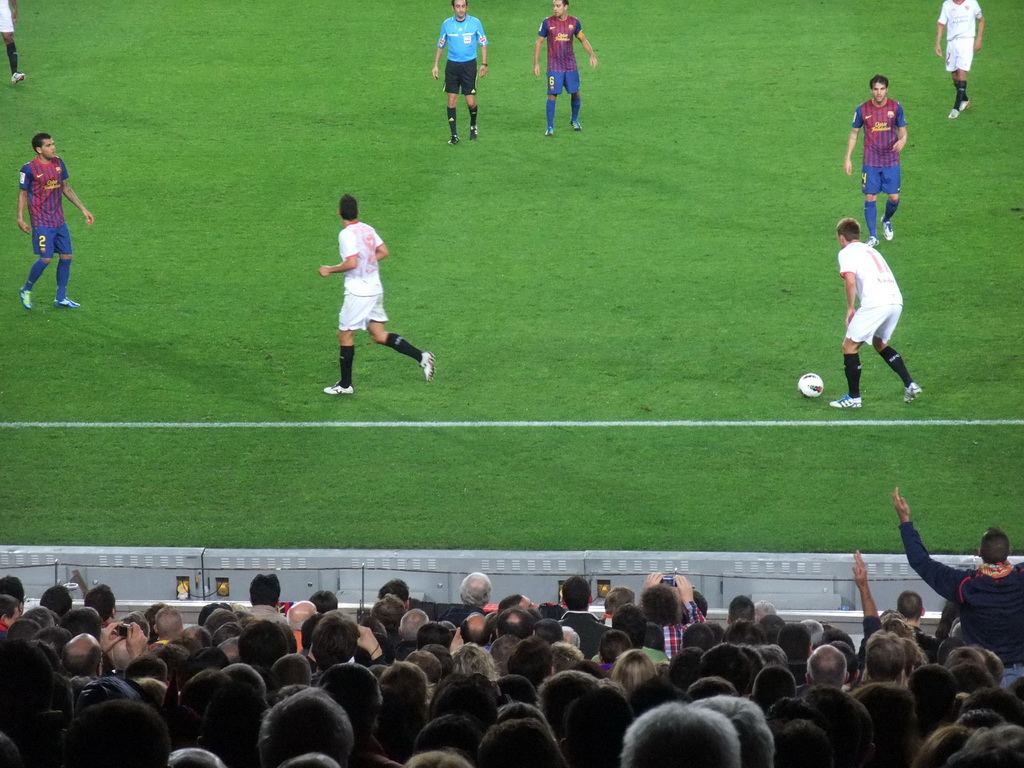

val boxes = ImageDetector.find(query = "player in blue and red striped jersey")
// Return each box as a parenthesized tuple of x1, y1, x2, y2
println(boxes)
(532, 0, 598, 137)
(17, 133, 94, 309)
(843, 75, 907, 248)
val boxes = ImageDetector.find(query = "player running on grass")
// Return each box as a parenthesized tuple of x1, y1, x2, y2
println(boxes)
(318, 194, 434, 395)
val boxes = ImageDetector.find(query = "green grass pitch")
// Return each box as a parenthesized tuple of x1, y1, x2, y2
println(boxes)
(1, 1, 1022, 554)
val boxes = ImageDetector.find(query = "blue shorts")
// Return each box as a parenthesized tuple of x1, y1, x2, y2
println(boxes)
(32, 224, 73, 257)
(861, 165, 901, 196)
(547, 70, 581, 95)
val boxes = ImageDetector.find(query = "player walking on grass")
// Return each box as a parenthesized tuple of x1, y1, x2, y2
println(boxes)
(937, 0, 985, 119)
(432, 0, 488, 145)
(533, 0, 597, 137)
(829, 218, 920, 409)
(17, 133, 94, 310)
(1, 0, 24, 83)
(318, 195, 434, 395)
(843, 75, 906, 248)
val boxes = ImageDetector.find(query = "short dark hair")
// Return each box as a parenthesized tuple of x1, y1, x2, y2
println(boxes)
(31, 133, 51, 151)
(497, 594, 526, 613)
(507, 637, 553, 688)
(837, 217, 861, 242)
(40, 585, 73, 617)
(339, 194, 359, 221)
(309, 590, 338, 613)
(377, 579, 410, 603)
(84, 584, 116, 621)
(0, 576, 25, 605)
(250, 574, 281, 607)
(723, 619, 765, 646)
(611, 604, 648, 649)
(897, 591, 924, 620)
(561, 576, 591, 611)
(980, 528, 1010, 564)
(238, 620, 289, 668)
(870, 74, 889, 88)
(727, 595, 755, 623)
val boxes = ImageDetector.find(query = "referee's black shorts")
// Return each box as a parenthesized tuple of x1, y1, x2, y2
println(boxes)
(445, 59, 478, 95)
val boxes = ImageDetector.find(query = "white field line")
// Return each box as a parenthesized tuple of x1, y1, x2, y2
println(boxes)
(1, 420, 1022, 429)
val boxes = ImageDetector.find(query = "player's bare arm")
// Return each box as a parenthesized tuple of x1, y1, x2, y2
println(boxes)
(843, 128, 860, 176)
(578, 32, 597, 68)
(9, 0, 17, 24)
(893, 126, 908, 154)
(936, 23, 945, 56)
(842, 272, 857, 327)
(532, 37, 543, 77)
(374, 243, 389, 262)
(432, 46, 443, 79)
(318, 254, 359, 277)
(974, 16, 985, 51)
(62, 181, 95, 225)
(16, 188, 30, 233)
(893, 487, 911, 523)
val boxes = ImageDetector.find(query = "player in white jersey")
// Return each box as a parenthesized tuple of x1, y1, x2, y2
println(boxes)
(936, 0, 985, 119)
(1, 0, 25, 83)
(318, 194, 434, 395)
(829, 218, 921, 409)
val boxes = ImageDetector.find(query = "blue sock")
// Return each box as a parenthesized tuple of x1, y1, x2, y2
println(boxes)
(571, 95, 580, 124)
(546, 99, 556, 131)
(56, 258, 71, 301)
(23, 259, 48, 291)
(864, 200, 878, 238)
(884, 199, 899, 221)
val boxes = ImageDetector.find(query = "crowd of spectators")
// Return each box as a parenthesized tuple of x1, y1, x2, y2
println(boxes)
(0, 548, 1022, 768)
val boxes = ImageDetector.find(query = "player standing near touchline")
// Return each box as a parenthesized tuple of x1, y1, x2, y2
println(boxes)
(319, 195, 434, 396)
(829, 218, 920, 409)
(17, 133, 95, 310)
(844, 75, 906, 248)
(937, 0, 985, 119)
(533, 0, 597, 137)
(432, 0, 488, 145)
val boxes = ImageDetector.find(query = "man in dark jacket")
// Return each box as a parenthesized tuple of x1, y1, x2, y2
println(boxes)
(894, 486, 1024, 687)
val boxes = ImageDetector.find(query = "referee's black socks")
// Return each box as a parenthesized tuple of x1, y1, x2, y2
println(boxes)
(468, 106, 478, 127)
(447, 107, 458, 136)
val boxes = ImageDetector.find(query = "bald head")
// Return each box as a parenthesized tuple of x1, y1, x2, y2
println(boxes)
(288, 601, 318, 631)
(63, 633, 103, 677)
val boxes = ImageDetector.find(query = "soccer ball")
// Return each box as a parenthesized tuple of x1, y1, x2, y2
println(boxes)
(797, 373, 824, 398)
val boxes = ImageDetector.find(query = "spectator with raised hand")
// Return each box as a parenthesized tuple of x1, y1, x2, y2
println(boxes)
(641, 573, 704, 660)
(894, 486, 1024, 687)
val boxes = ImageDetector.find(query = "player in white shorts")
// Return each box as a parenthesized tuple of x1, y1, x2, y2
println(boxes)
(1, 0, 25, 84)
(318, 194, 434, 395)
(829, 218, 921, 409)
(936, 0, 985, 119)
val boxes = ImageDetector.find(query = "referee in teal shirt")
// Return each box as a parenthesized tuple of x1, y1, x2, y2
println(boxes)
(432, 0, 488, 145)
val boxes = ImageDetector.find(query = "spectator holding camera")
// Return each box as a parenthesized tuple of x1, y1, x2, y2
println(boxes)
(641, 573, 704, 659)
